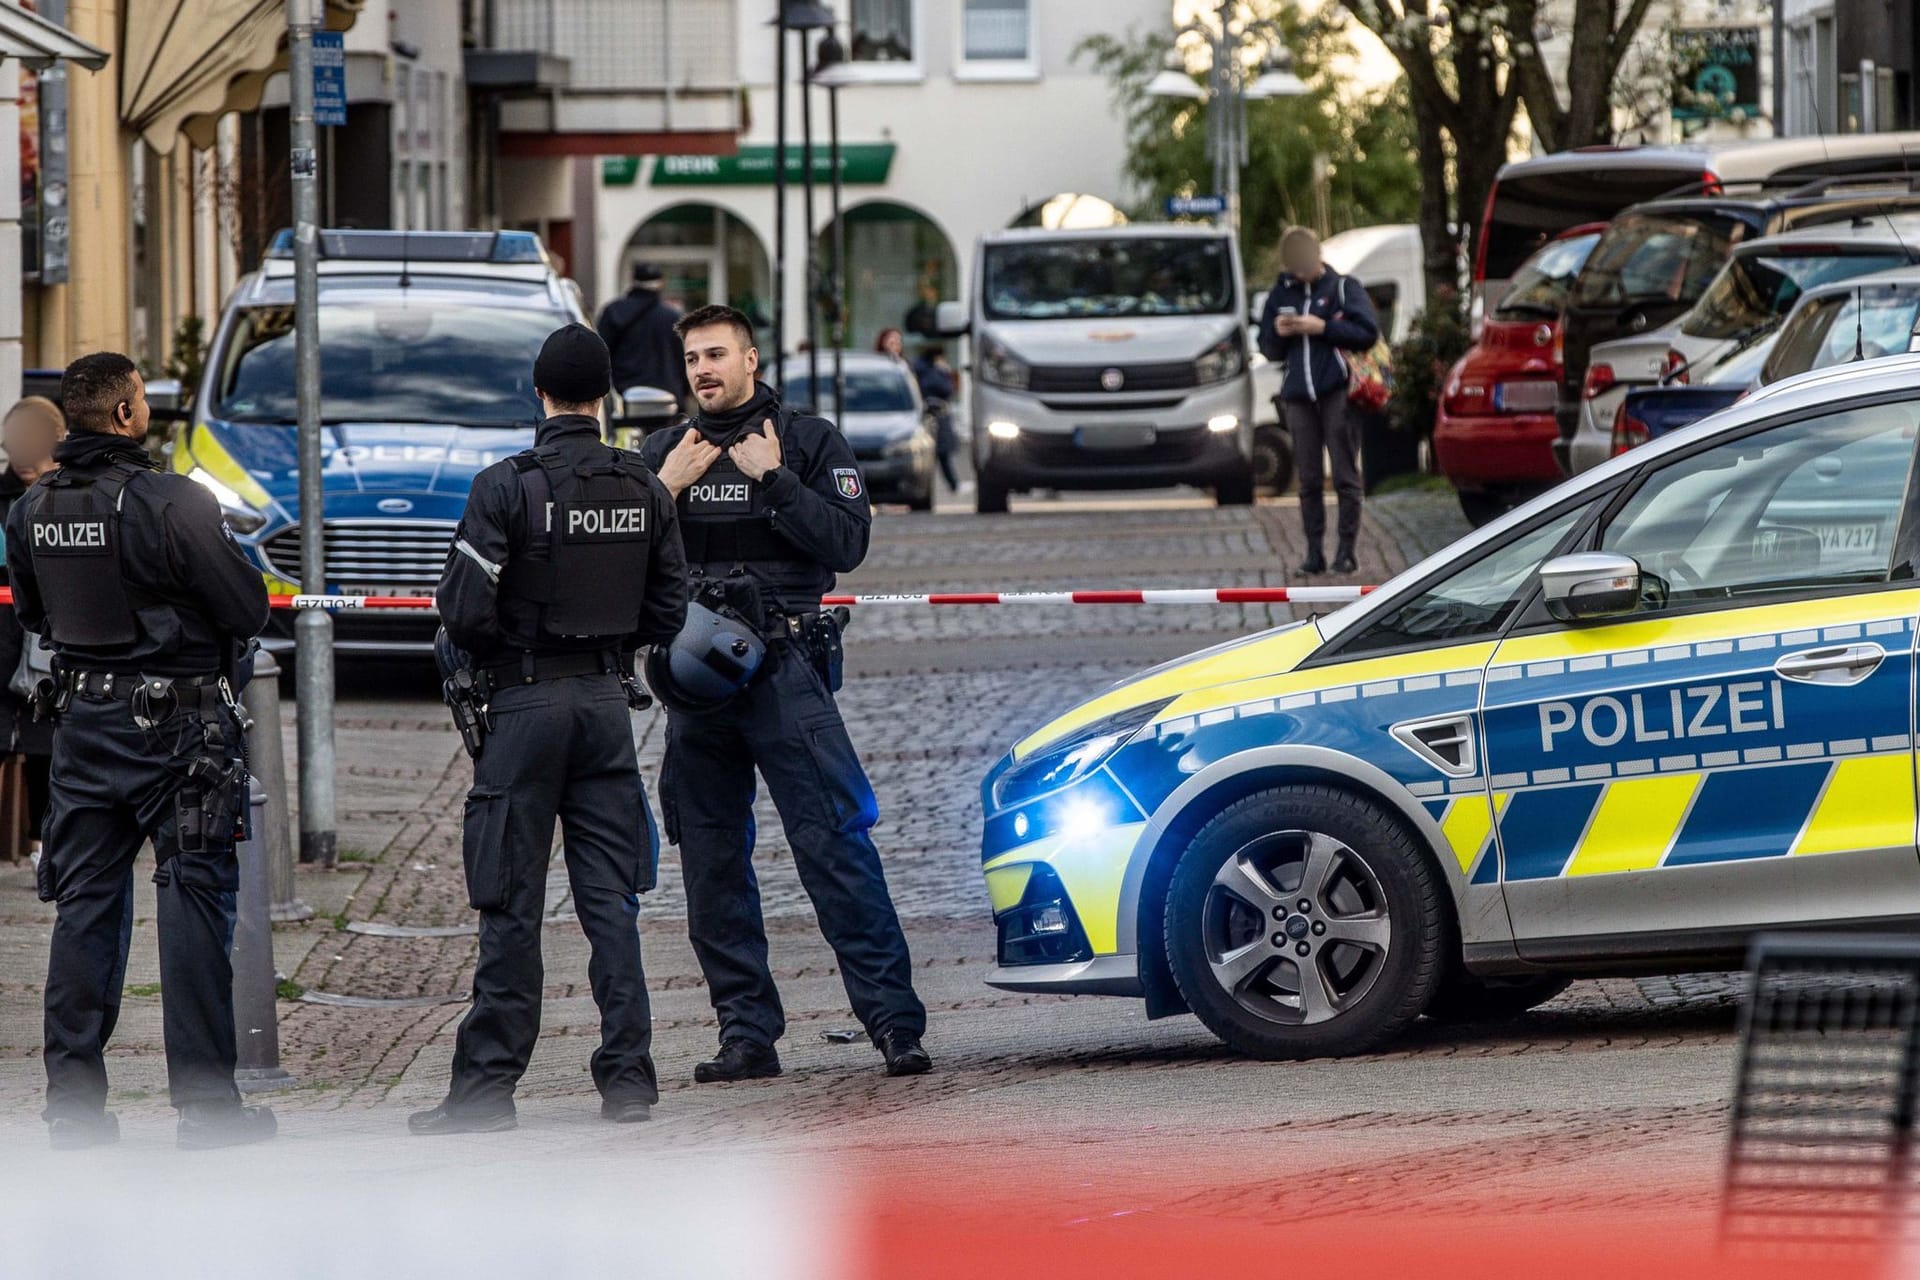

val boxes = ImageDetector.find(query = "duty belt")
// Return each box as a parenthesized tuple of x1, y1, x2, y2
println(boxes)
(480, 649, 622, 687)
(68, 671, 220, 701)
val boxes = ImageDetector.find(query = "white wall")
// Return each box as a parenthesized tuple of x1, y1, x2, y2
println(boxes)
(598, 0, 1168, 339)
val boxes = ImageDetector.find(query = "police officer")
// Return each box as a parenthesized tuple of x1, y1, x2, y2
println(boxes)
(6, 352, 272, 1150)
(410, 323, 688, 1135)
(640, 305, 930, 1081)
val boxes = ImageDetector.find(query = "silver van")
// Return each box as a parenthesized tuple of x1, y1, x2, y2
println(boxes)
(938, 225, 1256, 514)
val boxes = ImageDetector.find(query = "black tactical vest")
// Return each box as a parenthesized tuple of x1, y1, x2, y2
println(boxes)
(676, 423, 805, 568)
(27, 463, 153, 648)
(497, 445, 654, 639)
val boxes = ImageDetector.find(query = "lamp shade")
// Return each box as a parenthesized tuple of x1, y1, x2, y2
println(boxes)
(771, 2, 836, 30)
(1245, 51, 1308, 99)
(1145, 50, 1206, 101)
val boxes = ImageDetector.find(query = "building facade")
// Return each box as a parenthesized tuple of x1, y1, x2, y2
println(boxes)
(1778, 0, 1919, 136)
(592, 0, 1162, 357)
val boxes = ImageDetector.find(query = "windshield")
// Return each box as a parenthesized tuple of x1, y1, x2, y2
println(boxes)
(1570, 212, 1748, 309)
(983, 238, 1234, 320)
(781, 367, 917, 415)
(1682, 249, 1912, 339)
(1764, 286, 1920, 383)
(1479, 165, 1702, 282)
(213, 299, 570, 425)
(1494, 232, 1601, 319)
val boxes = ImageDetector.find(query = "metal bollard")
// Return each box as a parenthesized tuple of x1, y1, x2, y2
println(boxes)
(232, 779, 293, 1091)
(242, 650, 310, 922)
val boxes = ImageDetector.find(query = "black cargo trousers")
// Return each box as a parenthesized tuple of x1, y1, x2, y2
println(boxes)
(661, 645, 925, 1048)
(447, 671, 659, 1114)
(39, 692, 245, 1120)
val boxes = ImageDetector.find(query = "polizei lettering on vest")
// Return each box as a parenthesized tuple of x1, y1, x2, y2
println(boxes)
(690, 481, 752, 506)
(32, 519, 109, 550)
(1538, 680, 1787, 753)
(566, 505, 647, 535)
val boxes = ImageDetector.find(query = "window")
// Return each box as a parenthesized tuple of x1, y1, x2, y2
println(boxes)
(961, 0, 1032, 67)
(1600, 403, 1920, 606)
(1571, 212, 1748, 310)
(851, 0, 914, 64)
(1682, 251, 1913, 341)
(982, 237, 1234, 320)
(1494, 232, 1600, 321)
(1342, 503, 1594, 655)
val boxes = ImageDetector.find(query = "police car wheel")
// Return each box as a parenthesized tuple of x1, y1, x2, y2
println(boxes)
(1164, 786, 1446, 1060)
(1423, 971, 1571, 1024)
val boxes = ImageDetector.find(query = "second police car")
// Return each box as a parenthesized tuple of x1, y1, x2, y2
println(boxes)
(168, 230, 589, 654)
(984, 353, 1920, 1058)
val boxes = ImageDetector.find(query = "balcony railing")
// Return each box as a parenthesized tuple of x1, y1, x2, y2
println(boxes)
(486, 0, 736, 94)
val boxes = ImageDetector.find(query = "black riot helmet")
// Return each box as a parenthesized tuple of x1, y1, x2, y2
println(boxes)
(643, 598, 766, 715)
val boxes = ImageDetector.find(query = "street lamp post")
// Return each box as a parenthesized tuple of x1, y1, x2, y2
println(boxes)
(812, 31, 850, 419)
(1145, 3, 1307, 243)
(287, 0, 335, 868)
(770, 4, 835, 399)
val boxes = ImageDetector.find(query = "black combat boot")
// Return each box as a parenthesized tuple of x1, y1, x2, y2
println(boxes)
(600, 1098, 653, 1123)
(407, 1101, 517, 1136)
(47, 1110, 120, 1151)
(1331, 541, 1357, 575)
(1297, 543, 1327, 576)
(693, 1039, 782, 1083)
(177, 1102, 277, 1150)
(876, 1029, 932, 1077)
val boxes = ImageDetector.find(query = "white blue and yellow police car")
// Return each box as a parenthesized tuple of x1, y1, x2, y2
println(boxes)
(983, 353, 1920, 1059)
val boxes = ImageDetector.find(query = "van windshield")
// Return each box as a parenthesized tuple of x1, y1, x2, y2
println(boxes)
(213, 299, 571, 425)
(982, 238, 1234, 320)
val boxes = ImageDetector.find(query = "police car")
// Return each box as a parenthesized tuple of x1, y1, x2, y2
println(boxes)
(170, 229, 587, 654)
(983, 354, 1920, 1059)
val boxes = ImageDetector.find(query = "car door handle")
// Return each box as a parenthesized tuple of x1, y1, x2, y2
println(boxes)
(1774, 643, 1885, 686)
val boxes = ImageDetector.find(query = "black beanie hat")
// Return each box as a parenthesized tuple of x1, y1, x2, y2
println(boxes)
(534, 323, 612, 404)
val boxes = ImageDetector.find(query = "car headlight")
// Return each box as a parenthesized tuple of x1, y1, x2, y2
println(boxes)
(883, 433, 920, 458)
(993, 698, 1173, 811)
(1194, 334, 1246, 384)
(978, 337, 1031, 390)
(186, 467, 268, 534)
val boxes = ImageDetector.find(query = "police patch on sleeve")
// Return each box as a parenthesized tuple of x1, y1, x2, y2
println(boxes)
(833, 468, 865, 500)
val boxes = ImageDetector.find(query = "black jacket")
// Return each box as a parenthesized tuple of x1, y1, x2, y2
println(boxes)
(597, 287, 691, 404)
(1257, 269, 1381, 403)
(0, 467, 48, 752)
(436, 414, 688, 660)
(639, 394, 871, 615)
(3, 432, 271, 677)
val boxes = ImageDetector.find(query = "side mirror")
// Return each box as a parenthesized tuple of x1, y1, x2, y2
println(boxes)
(1540, 551, 1642, 623)
(1249, 289, 1268, 324)
(146, 376, 192, 424)
(934, 300, 969, 338)
(612, 385, 682, 434)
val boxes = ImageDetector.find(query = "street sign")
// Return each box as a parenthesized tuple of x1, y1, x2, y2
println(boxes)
(647, 144, 897, 187)
(1166, 194, 1226, 218)
(312, 31, 346, 127)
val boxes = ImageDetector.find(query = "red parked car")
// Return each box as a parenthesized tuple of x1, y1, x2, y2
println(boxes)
(1435, 225, 1603, 526)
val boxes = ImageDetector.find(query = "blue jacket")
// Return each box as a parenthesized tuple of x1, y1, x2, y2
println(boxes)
(1257, 269, 1381, 403)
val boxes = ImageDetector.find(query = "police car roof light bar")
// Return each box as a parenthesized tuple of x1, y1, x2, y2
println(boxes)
(264, 229, 548, 266)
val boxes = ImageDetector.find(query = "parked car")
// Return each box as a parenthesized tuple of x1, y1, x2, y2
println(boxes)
(1473, 134, 1920, 336)
(1607, 328, 1778, 456)
(782, 353, 938, 511)
(1563, 210, 1920, 475)
(938, 224, 1256, 514)
(1434, 225, 1603, 527)
(1250, 224, 1423, 496)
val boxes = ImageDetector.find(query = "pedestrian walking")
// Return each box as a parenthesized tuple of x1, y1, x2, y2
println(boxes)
(640, 304, 931, 1081)
(1257, 226, 1381, 576)
(412, 323, 688, 1135)
(597, 260, 691, 406)
(910, 344, 964, 494)
(6, 353, 272, 1150)
(0, 396, 66, 862)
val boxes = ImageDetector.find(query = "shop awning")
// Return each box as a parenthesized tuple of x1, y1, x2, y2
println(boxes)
(120, 0, 361, 151)
(0, 1, 106, 71)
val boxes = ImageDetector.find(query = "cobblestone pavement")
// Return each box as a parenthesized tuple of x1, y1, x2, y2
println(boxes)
(0, 486, 1747, 1239)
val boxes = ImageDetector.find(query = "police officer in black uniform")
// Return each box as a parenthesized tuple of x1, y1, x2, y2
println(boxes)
(6, 352, 272, 1150)
(640, 305, 930, 1081)
(410, 323, 687, 1134)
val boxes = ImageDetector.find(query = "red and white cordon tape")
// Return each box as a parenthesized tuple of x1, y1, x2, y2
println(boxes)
(0, 585, 1375, 611)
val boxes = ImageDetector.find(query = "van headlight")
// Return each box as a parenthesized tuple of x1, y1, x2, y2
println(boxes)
(978, 337, 1031, 390)
(1194, 335, 1245, 384)
(186, 467, 268, 534)
(994, 699, 1172, 810)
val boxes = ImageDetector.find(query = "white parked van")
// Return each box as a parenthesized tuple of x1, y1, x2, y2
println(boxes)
(938, 225, 1256, 514)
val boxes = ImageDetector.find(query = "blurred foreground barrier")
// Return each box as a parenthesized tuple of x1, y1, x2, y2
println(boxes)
(241, 650, 307, 922)
(1723, 934, 1920, 1260)
(231, 779, 292, 1091)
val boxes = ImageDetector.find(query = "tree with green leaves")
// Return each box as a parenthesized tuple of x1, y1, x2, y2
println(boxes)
(1077, 6, 1419, 284)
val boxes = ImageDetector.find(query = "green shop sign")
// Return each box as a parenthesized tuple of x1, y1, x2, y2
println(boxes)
(602, 144, 896, 188)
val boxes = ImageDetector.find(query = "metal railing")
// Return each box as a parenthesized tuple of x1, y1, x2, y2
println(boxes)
(487, 0, 737, 93)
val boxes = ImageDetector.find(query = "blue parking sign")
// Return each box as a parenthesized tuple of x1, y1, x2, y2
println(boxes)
(313, 32, 347, 127)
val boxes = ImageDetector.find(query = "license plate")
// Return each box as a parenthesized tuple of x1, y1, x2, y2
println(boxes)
(1493, 380, 1558, 414)
(342, 585, 417, 597)
(1075, 424, 1157, 450)
(1813, 523, 1880, 553)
